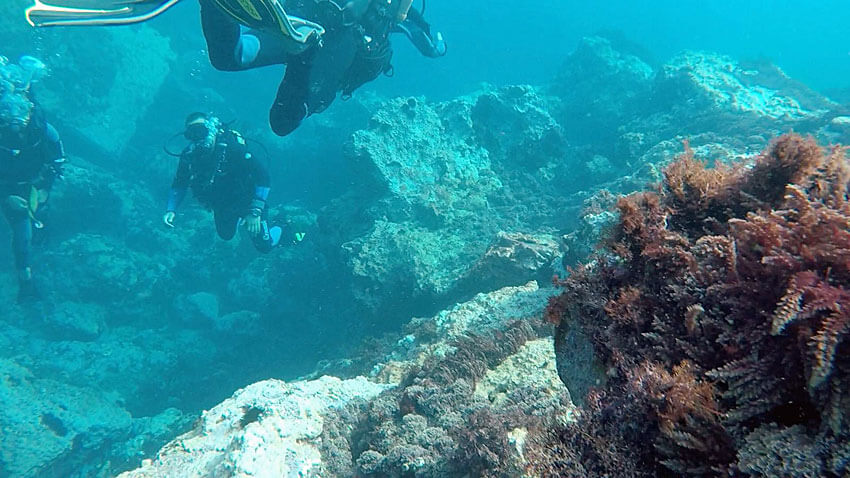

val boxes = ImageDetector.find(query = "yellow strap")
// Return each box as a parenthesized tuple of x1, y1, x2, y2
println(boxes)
(28, 186, 39, 214)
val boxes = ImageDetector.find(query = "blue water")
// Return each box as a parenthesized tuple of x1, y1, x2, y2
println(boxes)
(387, 0, 850, 99)
(1, 0, 849, 476)
(146, 0, 850, 107)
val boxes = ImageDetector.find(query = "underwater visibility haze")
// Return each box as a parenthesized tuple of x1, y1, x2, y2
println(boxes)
(1, 0, 850, 476)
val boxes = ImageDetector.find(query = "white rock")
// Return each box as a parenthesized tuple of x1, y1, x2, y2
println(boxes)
(474, 337, 569, 407)
(118, 376, 392, 478)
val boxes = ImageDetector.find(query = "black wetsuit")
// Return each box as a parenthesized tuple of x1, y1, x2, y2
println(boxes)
(199, 0, 445, 136)
(167, 129, 277, 252)
(0, 110, 64, 274)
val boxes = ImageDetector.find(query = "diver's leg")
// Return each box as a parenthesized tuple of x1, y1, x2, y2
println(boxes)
(4, 205, 38, 300)
(303, 30, 359, 114)
(268, 31, 359, 136)
(269, 49, 315, 136)
(7, 209, 32, 274)
(239, 28, 301, 68)
(199, 0, 244, 71)
(213, 207, 240, 241)
(199, 0, 289, 70)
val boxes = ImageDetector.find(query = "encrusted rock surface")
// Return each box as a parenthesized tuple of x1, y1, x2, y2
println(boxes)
(474, 337, 569, 408)
(461, 231, 562, 293)
(119, 282, 570, 477)
(350, 96, 501, 219)
(0, 358, 132, 477)
(118, 376, 392, 478)
(370, 281, 554, 384)
(656, 51, 834, 121)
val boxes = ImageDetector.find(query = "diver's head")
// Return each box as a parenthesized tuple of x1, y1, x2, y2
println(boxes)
(0, 90, 33, 134)
(184, 112, 221, 148)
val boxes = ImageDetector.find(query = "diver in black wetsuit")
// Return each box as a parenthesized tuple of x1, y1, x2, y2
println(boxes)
(199, 0, 447, 136)
(163, 112, 283, 252)
(0, 58, 65, 302)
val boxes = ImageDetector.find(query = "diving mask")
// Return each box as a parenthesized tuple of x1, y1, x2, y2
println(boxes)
(0, 92, 33, 130)
(184, 115, 221, 146)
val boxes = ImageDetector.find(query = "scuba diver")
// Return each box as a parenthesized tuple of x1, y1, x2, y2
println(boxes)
(199, 0, 447, 136)
(164, 112, 284, 253)
(25, 0, 447, 136)
(0, 56, 65, 302)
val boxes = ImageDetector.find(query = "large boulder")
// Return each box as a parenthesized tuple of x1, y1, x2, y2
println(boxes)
(470, 85, 567, 172)
(343, 219, 487, 298)
(549, 36, 655, 148)
(350, 96, 501, 223)
(655, 51, 834, 124)
(340, 89, 579, 313)
(458, 231, 562, 295)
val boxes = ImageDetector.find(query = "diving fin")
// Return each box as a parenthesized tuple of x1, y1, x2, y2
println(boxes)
(212, 0, 324, 43)
(26, 0, 181, 27)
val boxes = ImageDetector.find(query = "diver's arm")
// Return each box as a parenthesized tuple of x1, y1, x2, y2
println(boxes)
(247, 154, 271, 216)
(163, 161, 188, 227)
(393, 7, 446, 58)
(166, 157, 191, 212)
(37, 123, 66, 192)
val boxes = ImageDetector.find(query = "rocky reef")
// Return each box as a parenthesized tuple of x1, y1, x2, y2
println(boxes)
(542, 134, 850, 477)
(116, 281, 570, 477)
(335, 35, 848, 322)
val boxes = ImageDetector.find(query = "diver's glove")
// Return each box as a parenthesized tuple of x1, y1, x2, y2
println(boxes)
(163, 211, 176, 228)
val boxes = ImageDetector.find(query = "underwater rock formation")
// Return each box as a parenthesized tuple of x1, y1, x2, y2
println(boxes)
(549, 36, 839, 184)
(541, 134, 850, 477)
(119, 282, 570, 477)
(549, 36, 655, 149)
(341, 38, 842, 326)
(341, 88, 575, 315)
(118, 376, 393, 478)
(0, 358, 132, 477)
(656, 51, 834, 122)
(622, 51, 836, 162)
(459, 231, 562, 294)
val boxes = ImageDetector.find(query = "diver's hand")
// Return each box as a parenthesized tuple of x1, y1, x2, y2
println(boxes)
(5, 195, 28, 211)
(163, 211, 176, 228)
(245, 215, 261, 235)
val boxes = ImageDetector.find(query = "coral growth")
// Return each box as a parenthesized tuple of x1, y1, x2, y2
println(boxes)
(339, 321, 570, 477)
(540, 134, 850, 476)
